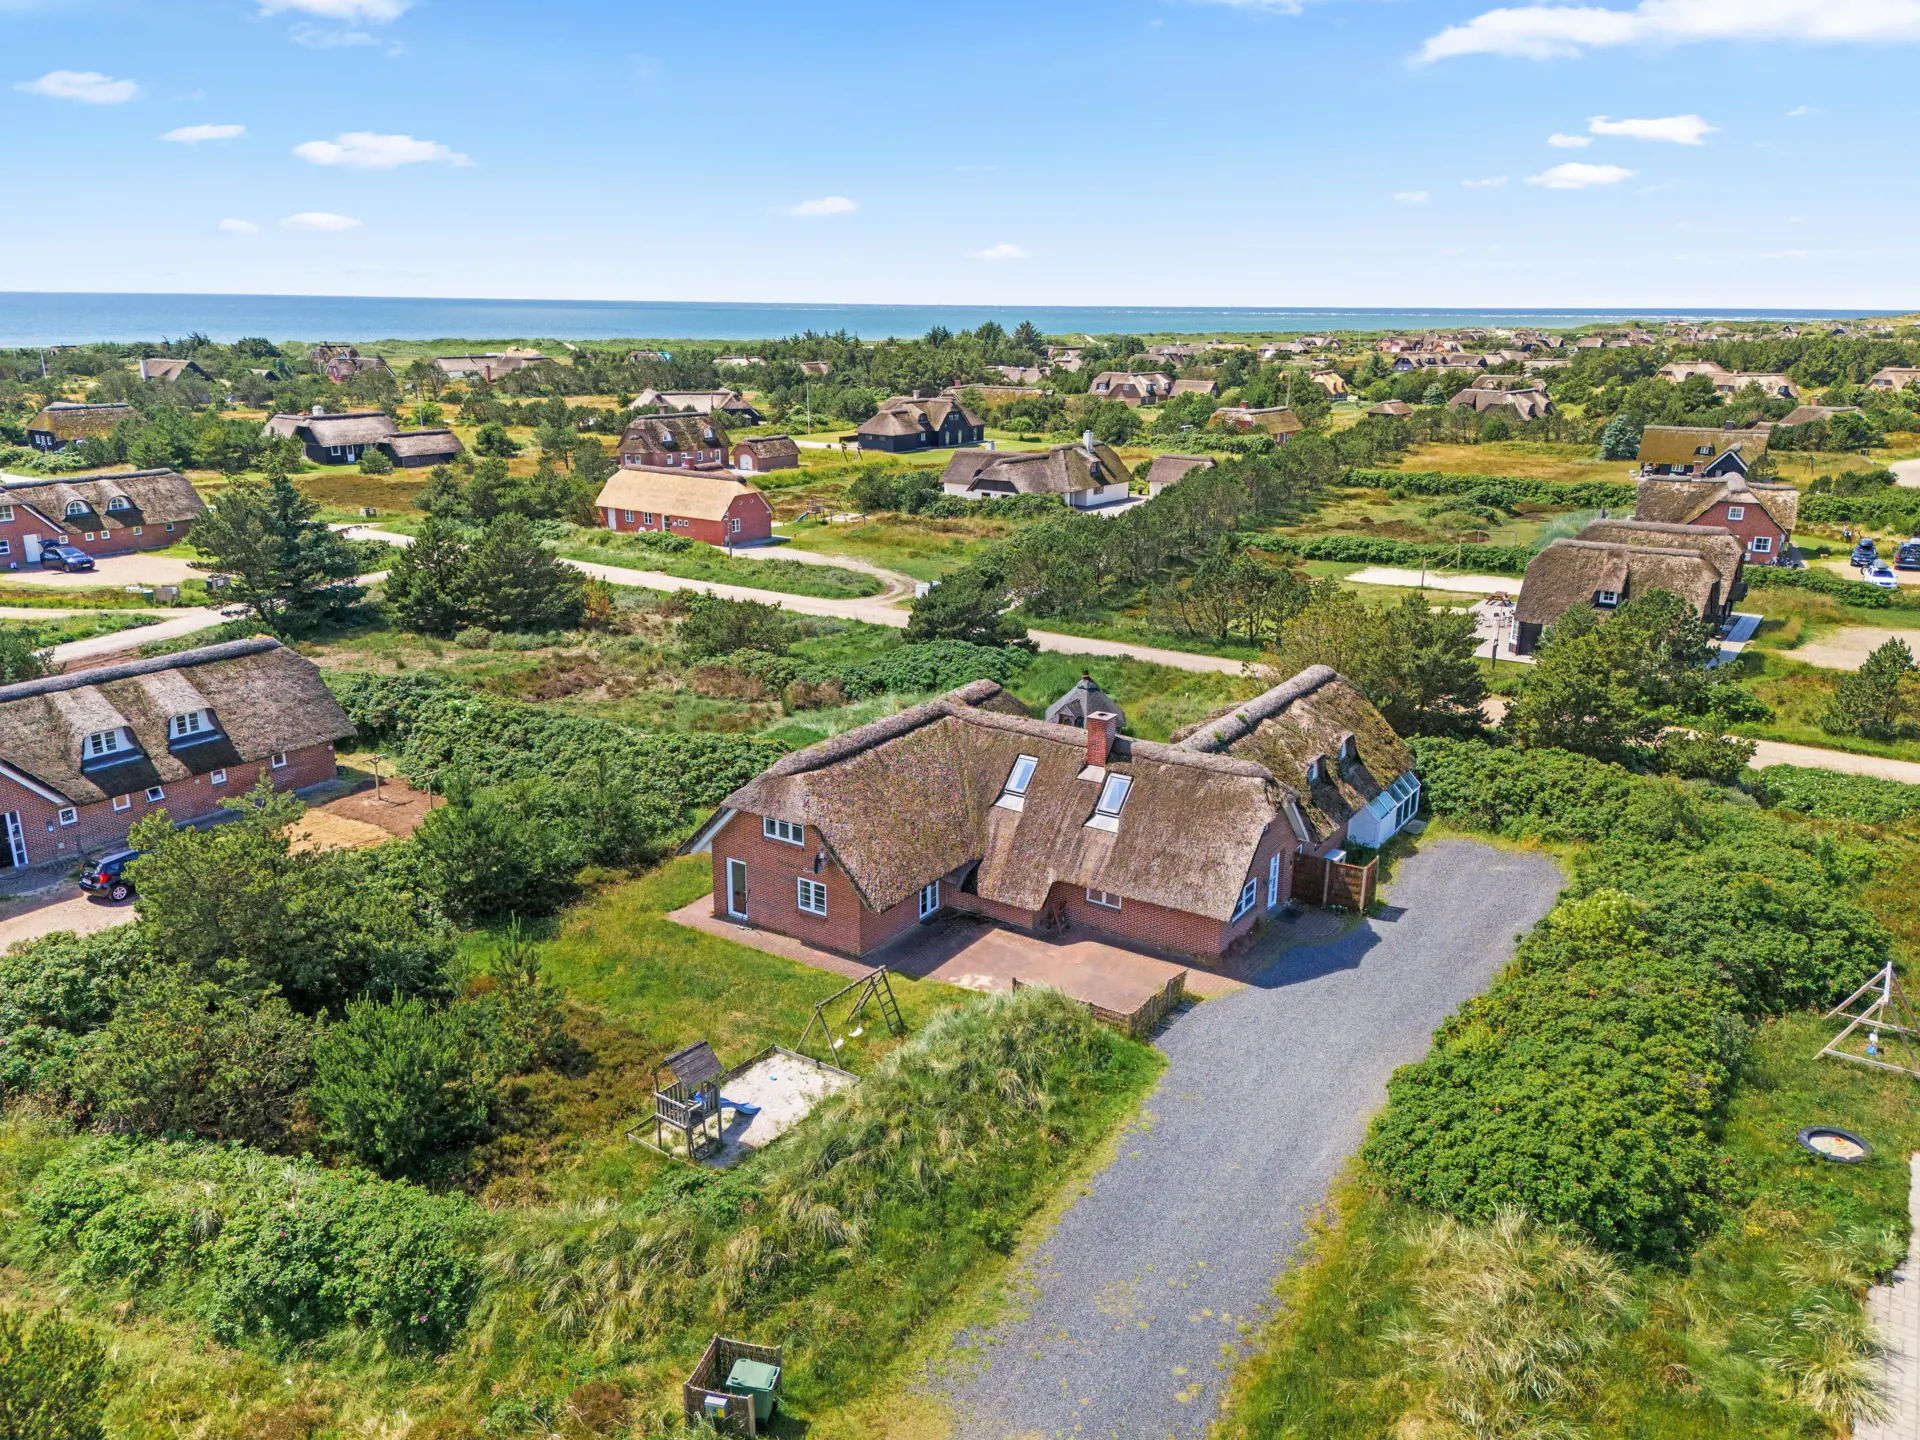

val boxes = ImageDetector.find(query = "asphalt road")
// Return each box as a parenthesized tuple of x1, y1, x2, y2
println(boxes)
(939, 838, 1567, 1440)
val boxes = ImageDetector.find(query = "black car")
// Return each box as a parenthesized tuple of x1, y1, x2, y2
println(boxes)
(1897, 540, 1920, 571)
(40, 543, 95, 572)
(1851, 539, 1879, 567)
(78, 848, 140, 903)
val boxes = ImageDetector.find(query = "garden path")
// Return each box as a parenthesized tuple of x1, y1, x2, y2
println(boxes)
(1857, 1154, 1920, 1440)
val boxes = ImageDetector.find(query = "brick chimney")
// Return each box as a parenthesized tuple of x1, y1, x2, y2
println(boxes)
(1085, 710, 1118, 769)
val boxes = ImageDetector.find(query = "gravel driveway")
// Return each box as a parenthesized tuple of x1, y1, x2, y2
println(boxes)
(939, 838, 1565, 1440)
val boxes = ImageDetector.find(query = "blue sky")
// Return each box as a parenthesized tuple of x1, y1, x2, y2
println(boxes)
(2, 0, 1915, 309)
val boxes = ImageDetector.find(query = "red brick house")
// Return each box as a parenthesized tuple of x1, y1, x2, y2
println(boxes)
(0, 637, 352, 875)
(1634, 468, 1799, 566)
(617, 413, 733, 470)
(731, 435, 800, 473)
(25, 403, 134, 453)
(0, 469, 206, 564)
(685, 667, 1418, 965)
(594, 467, 773, 546)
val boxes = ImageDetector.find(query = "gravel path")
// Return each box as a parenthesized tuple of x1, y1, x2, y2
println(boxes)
(939, 839, 1566, 1440)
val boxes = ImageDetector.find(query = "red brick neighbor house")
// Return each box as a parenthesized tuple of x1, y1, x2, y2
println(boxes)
(1633, 467, 1799, 567)
(0, 637, 352, 874)
(686, 667, 1419, 964)
(594, 467, 774, 547)
(616, 413, 734, 470)
(25, 403, 134, 453)
(0, 469, 206, 564)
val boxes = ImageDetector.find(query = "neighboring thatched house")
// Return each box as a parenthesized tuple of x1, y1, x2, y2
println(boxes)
(1366, 399, 1412, 418)
(1633, 426, 1771, 480)
(1447, 386, 1553, 421)
(0, 469, 206, 559)
(1145, 453, 1216, 496)
(379, 429, 465, 469)
(433, 351, 543, 382)
(1715, 372, 1799, 400)
(135, 358, 210, 384)
(595, 467, 772, 547)
(1633, 468, 1798, 566)
(1657, 361, 1729, 384)
(731, 435, 800, 473)
(855, 397, 984, 453)
(0, 637, 352, 869)
(629, 389, 764, 424)
(317, 350, 389, 384)
(1309, 370, 1349, 396)
(25, 402, 133, 453)
(684, 666, 1416, 962)
(940, 436, 1131, 509)
(1775, 404, 1863, 428)
(264, 408, 397, 466)
(798, 360, 833, 377)
(615, 413, 732, 470)
(1514, 536, 1737, 653)
(1171, 378, 1219, 399)
(1868, 367, 1920, 391)
(1090, 372, 1173, 406)
(994, 365, 1046, 385)
(1210, 404, 1304, 440)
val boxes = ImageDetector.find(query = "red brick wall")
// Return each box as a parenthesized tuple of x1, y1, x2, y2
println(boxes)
(1693, 501, 1788, 565)
(0, 506, 190, 566)
(0, 741, 336, 870)
(601, 491, 772, 547)
(710, 810, 872, 957)
(948, 890, 1039, 929)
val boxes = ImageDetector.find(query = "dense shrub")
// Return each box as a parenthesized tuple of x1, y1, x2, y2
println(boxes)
(1365, 890, 1746, 1260)
(1261, 534, 1536, 575)
(1802, 492, 1920, 531)
(327, 672, 784, 822)
(312, 997, 495, 1180)
(1408, 737, 1700, 847)
(1356, 468, 1636, 510)
(1755, 763, 1920, 824)
(0, 927, 144, 1100)
(23, 1135, 486, 1351)
(1743, 565, 1909, 610)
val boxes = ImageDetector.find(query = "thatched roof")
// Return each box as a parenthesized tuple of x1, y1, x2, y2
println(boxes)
(1173, 666, 1413, 848)
(618, 413, 729, 454)
(1778, 405, 1861, 426)
(137, 358, 207, 383)
(1634, 475, 1799, 531)
(1367, 399, 1412, 417)
(264, 411, 398, 447)
(735, 435, 799, 463)
(1636, 425, 1771, 469)
(596, 467, 765, 522)
(630, 389, 755, 417)
(1145, 453, 1216, 489)
(941, 441, 1128, 498)
(1, 469, 205, 533)
(27, 403, 132, 442)
(1210, 405, 1304, 436)
(0, 637, 352, 806)
(715, 679, 1292, 924)
(1171, 378, 1219, 397)
(857, 397, 981, 438)
(1516, 539, 1724, 631)
(1576, 518, 1743, 596)
(382, 429, 464, 461)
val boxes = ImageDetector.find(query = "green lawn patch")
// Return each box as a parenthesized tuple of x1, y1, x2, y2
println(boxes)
(551, 531, 884, 599)
(780, 515, 1013, 582)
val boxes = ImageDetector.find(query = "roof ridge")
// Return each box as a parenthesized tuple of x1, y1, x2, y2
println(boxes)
(0, 637, 282, 704)
(1176, 665, 1339, 753)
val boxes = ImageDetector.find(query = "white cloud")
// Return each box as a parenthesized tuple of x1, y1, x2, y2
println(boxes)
(281, 211, 362, 230)
(1462, 176, 1509, 187)
(259, 0, 410, 19)
(1527, 161, 1635, 188)
(217, 218, 258, 233)
(784, 195, 857, 217)
(1787, 103, 1821, 116)
(1393, 190, 1430, 204)
(290, 24, 377, 47)
(1421, 0, 1920, 63)
(162, 123, 245, 143)
(1548, 132, 1592, 147)
(16, 70, 140, 104)
(293, 131, 470, 168)
(1589, 112, 1717, 143)
(971, 242, 1030, 262)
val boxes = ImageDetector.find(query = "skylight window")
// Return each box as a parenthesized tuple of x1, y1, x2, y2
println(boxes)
(995, 754, 1039, 811)
(1096, 774, 1131, 816)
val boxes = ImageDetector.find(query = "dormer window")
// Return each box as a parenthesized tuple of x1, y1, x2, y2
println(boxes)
(703, 427, 717, 444)
(64, 500, 89, 518)
(1596, 589, 1621, 607)
(169, 709, 216, 742)
(84, 729, 129, 761)
(106, 496, 131, 512)
(996, 754, 1039, 811)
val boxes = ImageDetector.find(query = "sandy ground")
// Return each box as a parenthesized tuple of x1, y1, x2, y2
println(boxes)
(3, 553, 201, 588)
(0, 886, 135, 950)
(1785, 626, 1920, 671)
(701, 1052, 854, 1169)
(1345, 565, 1517, 595)
(1748, 739, 1920, 783)
(1894, 459, 1920, 489)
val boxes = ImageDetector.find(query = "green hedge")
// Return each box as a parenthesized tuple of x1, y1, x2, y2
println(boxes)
(326, 672, 783, 821)
(1742, 565, 1917, 610)
(1352, 468, 1637, 510)
(1801, 493, 1920, 531)
(1377, 738, 1894, 1258)
(721, 639, 1028, 700)
(1261, 534, 1535, 576)
(22, 1135, 486, 1350)
(1754, 763, 1920, 824)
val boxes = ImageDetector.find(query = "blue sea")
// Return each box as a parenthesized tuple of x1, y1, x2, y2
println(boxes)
(0, 293, 1900, 348)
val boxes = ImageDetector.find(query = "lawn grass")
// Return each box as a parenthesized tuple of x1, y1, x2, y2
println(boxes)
(550, 529, 885, 599)
(0, 584, 182, 610)
(1387, 440, 1626, 482)
(2, 611, 160, 645)
(1279, 486, 1590, 550)
(781, 514, 1014, 582)
(1007, 607, 1267, 665)
(1726, 650, 1920, 764)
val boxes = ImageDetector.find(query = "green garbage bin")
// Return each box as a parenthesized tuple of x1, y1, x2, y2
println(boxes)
(725, 1356, 781, 1425)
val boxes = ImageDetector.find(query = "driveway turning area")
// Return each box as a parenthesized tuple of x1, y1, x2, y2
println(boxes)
(939, 839, 1566, 1439)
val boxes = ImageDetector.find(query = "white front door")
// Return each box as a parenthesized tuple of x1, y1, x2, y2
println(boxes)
(22, 535, 39, 563)
(3, 811, 27, 869)
(726, 858, 749, 919)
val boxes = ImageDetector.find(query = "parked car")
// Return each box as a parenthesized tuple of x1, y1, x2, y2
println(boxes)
(1896, 539, 1920, 571)
(1865, 562, 1899, 590)
(77, 848, 140, 902)
(1851, 539, 1879, 567)
(40, 544, 95, 572)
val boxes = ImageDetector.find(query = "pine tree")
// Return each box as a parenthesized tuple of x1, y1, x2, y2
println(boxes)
(458, 515, 585, 633)
(189, 459, 364, 627)
(1599, 412, 1643, 461)
(384, 518, 473, 636)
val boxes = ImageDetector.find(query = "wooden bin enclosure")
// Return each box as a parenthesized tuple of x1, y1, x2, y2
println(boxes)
(684, 1335, 783, 1436)
(1292, 851, 1377, 912)
(1014, 970, 1187, 1039)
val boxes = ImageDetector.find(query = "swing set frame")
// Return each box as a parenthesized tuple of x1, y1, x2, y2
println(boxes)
(1818, 962, 1920, 1080)
(794, 966, 904, 1065)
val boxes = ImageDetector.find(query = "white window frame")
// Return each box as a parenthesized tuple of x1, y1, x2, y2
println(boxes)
(210, 768, 227, 785)
(131, 526, 141, 536)
(83, 532, 94, 542)
(85, 730, 124, 759)
(762, 815, 804, 845)
(107, 496, 130, 511)
(997, 753, 1039, 810)
(1725, 505, 1745, 521)
(0, 505, 13, 522)
(169, 710, 208, 739)
(57, 807, 77, 827)
(1232, 876, 1259, 922)
(112, 794, 131, 812)
(0, 540, 10, 556)
(271, 752, 287, 769)
(1268, 852, 1281, 909)
(63, 501, 87, 518)
(1095, 773, 1131, 816)
(1750, 536, 1773, 554)
(919, 880, 940, 919)
(145, 786, 165, 803)
(796, 876, 828, 917)
(1086, 888, 1123, 910)
(1596, 590, 1620, 607)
